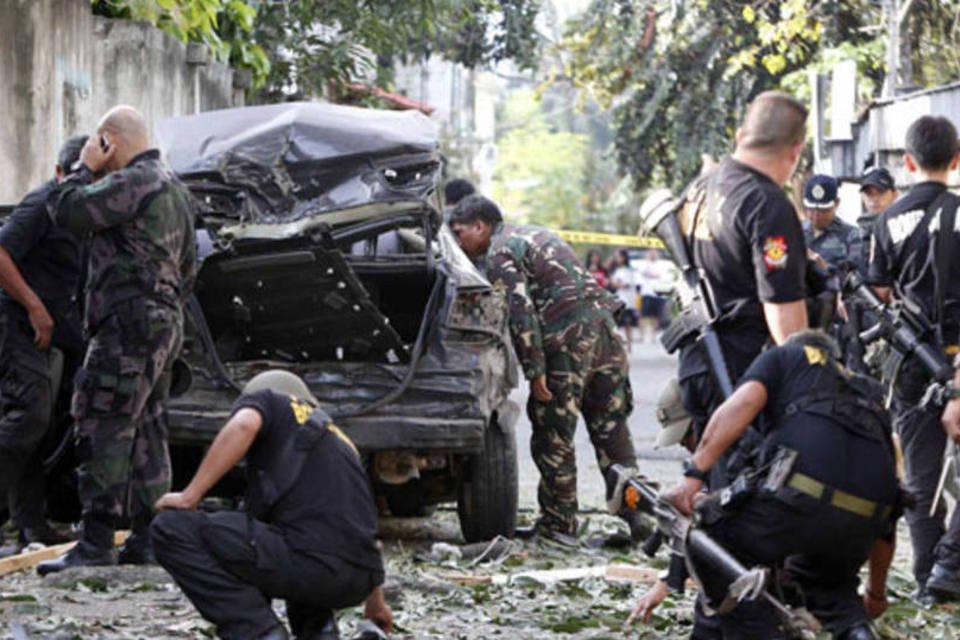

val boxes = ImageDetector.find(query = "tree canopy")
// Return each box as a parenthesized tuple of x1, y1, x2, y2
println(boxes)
(93, 0, 542, 101)
(556, 0, 921, 194)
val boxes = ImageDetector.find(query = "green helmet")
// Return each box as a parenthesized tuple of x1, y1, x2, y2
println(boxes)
(243, 369, 319, 405)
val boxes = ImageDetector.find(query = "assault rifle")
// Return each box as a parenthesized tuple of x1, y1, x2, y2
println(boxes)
(843, 271, 953, 410)
(843, 270, 957, 515)
(607, 464, 821, 638)
(639, 189, 734, 398)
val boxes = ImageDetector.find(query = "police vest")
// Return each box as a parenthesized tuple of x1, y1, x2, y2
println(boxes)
(245, 405, 331, 521)
(777, 354, 895, 463)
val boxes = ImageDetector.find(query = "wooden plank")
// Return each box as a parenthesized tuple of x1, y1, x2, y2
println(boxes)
(437, 564, 694, 589)
(0, 531, 129, 577)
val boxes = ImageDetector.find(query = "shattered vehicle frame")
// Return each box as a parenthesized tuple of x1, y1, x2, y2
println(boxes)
(155, 102, 519, 542)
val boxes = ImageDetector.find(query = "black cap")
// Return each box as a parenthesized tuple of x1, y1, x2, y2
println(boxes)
(860, 167, 895, 192)
(803, 174, 839, 209)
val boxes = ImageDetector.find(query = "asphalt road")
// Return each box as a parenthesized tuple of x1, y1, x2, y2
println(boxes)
(510, 339, 683, 515)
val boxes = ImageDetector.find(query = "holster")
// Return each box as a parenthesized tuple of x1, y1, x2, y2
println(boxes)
(660, 306, 705, 354)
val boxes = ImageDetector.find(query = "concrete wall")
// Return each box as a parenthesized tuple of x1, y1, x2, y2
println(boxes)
(0, 0, 242, 203)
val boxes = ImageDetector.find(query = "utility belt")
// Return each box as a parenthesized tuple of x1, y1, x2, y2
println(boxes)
(701, 447, 894, 524)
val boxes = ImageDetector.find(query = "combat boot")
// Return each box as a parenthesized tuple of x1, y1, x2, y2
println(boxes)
(118, 533, 156, 565)
(836, 622, 879, 640)
(925, 563, 960, 602)
(296, 613, 339, 639)
(36, 516, 117, 576)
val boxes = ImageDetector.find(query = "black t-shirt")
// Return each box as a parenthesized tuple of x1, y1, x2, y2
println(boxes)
(679, 158, 807, 380)
(231, 389, 383, 572)
(868, 181, 960, 336)
(0, 180, 82, 315)
(739, 343, 898, 503)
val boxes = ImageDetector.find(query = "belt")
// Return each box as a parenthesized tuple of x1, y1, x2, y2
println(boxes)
(787, 472, 892, 521)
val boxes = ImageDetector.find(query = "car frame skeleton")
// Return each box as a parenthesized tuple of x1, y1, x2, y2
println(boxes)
(155, 102, 520, 541)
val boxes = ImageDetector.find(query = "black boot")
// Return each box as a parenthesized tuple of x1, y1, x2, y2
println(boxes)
(118, 532, 156, 565)
(836, 622, 879, 640)
(36, 516, 116, 576)
(925, 563, 960, 602)
(303, 617, 339, 640)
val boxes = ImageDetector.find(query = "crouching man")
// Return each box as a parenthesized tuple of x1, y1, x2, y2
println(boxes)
(667, 331, 900, 639)
(151, 370, 392, 640)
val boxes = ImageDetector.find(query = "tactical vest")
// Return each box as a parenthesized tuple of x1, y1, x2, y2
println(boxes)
(245, 406, 331, 521)
(776, 352, 896, 465)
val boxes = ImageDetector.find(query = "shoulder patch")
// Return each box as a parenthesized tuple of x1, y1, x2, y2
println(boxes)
(803, 345, 827, 366)
(762, 236, 789, 270)
(289, 396, 313, 425)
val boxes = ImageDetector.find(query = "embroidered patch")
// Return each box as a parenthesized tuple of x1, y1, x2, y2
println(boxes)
(762, 236, 789, 270)
(289, 396, 313, 425)
(803, 345, 827, 366)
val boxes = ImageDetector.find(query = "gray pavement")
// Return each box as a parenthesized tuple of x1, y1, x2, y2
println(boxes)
(511, 339, 683, 514)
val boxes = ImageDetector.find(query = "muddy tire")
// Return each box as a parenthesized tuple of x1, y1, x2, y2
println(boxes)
(383, 479, 436, 518)
(457, 415, 518, 542)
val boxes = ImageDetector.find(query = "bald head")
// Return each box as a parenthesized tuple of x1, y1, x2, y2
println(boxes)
(98, 105, 149, 147)
(737, 91, 808, 153)
(95, 105, 150, 172)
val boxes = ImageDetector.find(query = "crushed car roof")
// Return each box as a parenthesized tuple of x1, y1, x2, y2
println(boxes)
(155, 102, 441, 223)
(157, 101, 438, 173)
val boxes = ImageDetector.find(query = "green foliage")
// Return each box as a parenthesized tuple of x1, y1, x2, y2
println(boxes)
(559, 0, 879, 194)
(92, 1, 541, 100)
(92, 0, 270, 86)
(249, 0, 542, 102)
(492, 90, 592, 230)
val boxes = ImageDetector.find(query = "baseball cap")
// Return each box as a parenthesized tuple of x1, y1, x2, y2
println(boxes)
(803, 174, 839, 209)
(860, 167, 895, 192)
(655, 378, 693, 448)
(242, 369, 319, 405)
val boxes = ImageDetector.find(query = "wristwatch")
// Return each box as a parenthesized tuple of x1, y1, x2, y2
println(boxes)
(682, 458, 709, 482)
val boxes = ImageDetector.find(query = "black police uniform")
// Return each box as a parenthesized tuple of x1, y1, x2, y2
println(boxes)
(677, 157, 807, 437)
(671, 158, 806, 639)
(868, 181, 960, 589)
(151, 390, 385, 640)
(0, 179, 83, 532)
(697, 341, 898, 639)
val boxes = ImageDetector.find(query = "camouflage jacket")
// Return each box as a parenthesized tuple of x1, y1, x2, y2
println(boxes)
(50, 149, 198, 332)
(484, 223, 623, 380)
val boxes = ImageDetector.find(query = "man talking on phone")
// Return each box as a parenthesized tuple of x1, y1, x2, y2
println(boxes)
(38, 105, 197, 574)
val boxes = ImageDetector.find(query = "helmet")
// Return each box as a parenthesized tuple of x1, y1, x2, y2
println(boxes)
(243, 369, 318, 405)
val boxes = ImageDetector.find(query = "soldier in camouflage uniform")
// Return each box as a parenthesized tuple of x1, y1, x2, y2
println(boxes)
(38, 106, 197, 575)
(450, 195, 638, 539)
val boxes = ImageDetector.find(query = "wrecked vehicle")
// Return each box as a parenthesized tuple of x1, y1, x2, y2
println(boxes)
(153, 102, 519, 542)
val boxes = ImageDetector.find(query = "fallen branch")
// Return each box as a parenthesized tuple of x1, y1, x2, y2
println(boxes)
(0, 531, 129, 577)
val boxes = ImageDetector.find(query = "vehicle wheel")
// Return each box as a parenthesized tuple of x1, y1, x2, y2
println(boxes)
(457, 414, 518, 542)
(383, 479, 436, 517)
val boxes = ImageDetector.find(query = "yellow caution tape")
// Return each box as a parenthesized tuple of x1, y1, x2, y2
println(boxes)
(554, 229, 664, 249)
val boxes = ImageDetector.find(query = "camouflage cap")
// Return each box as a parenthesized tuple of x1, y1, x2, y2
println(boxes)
(243, 369, 319, 405)
(654, 378, 692, 448)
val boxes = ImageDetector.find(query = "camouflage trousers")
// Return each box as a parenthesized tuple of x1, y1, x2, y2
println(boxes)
(72, 299, 182, 529)
(527, 317, 636, 533)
